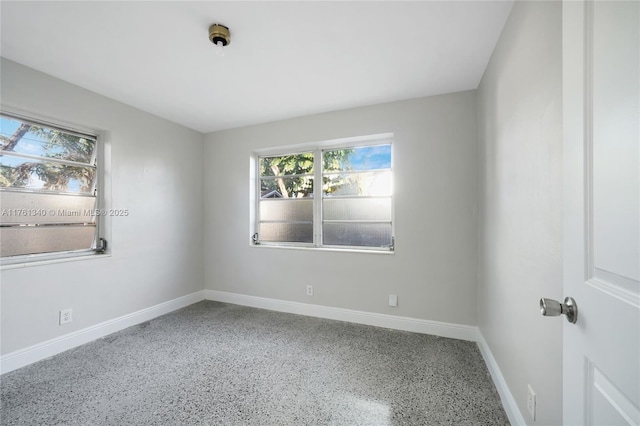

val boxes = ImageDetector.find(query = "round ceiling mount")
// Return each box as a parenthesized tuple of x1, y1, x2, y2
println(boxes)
(209, 24, 230, 47)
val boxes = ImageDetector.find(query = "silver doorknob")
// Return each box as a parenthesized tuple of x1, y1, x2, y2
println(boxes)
(540, 297, 578, 324)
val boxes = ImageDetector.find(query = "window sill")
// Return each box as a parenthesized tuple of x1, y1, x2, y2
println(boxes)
(250, 244, 394, 255)
(1, 252, 111, 270)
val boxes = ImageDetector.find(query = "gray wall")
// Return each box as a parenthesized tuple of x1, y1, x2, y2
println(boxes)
(477, 2, 563, 425)
(204, 91, 479, 326)
(0, 58, 204, 355)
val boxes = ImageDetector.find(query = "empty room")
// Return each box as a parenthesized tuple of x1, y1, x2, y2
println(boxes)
(0, 1, 638, 425)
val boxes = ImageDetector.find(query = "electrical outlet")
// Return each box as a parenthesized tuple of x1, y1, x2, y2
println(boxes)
(59, 308, 73, 325)
(527, 384, 536, 421)
(388, 294, 398, 307)
(306, 285, 313, 296)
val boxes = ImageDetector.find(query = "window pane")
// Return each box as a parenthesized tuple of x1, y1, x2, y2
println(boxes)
(323, 223, 392, 247)
(0, 155, 95, 194)
(261, 176, 313, 198)
(260, 223, 313, 243)
(0, 116, 95, 164)
(255, 140, 393, 250)
(323, 197, 391, 221)
(323, 145, 391, 172)
(0, 192, 96, 224)
(323, 171, 391, 197)
(260, 199, 312, 222)
(260, 152, 313, 177)
(0, 225, 96, 257)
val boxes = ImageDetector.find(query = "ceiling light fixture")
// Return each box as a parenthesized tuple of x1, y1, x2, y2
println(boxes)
(209, 24, 230, 57)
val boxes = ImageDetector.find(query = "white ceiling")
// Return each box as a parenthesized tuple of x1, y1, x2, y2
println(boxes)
(1, 1, 513, 133)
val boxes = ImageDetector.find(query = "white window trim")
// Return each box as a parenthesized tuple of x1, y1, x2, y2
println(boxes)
(252, 133, 395, 253)
(0, 250, 110, 270)
(0, 107, 110, 268)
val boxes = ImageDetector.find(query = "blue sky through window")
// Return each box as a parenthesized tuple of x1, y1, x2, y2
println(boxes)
(2, 117, 68, 158)
(325, 144, 391, 172)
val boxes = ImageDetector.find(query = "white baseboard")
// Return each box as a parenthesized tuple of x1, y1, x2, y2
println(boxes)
(205, 290, 478, 342)
(477, 331, 527, 426)
(2, 287, 523, 426)
(0, 290, 206, 375)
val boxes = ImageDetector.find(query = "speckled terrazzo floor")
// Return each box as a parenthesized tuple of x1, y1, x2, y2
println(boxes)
(1, 301, 509, 425)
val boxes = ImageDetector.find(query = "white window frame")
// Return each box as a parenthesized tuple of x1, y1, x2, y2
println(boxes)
(0, 109, 108, 267)
(253, 133, 394, 253)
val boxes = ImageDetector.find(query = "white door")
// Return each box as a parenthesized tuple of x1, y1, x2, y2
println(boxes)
(563, 1, 640, 425)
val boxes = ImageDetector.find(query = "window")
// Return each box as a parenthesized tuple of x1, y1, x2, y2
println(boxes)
(259, 151, 314, 243)
(255, 136, 393, 251)
(0, 112, 103, 263)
